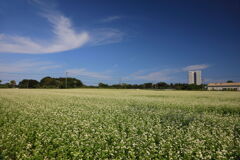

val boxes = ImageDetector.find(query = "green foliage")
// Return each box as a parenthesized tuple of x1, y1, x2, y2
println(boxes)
(19, 79, 40, 88)
(57, 77, 83, 88)
(143, 83, 153, 89)
(97, 82, 206, 90)
(9, 80, 16, 88)
(40, 77, 83, 88)
(0, 84, 9, 88)
(154, 82, 169, 89)
(98, 83, 109, 88)
(40, 77, 61, 88)
(0, 80, 17, 88)
(0, 89, 239, 159)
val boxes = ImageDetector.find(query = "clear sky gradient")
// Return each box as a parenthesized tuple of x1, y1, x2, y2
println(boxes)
(0, 0, 240, 85)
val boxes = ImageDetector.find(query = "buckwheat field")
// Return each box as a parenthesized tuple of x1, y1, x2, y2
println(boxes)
(0, 89, 240, 159)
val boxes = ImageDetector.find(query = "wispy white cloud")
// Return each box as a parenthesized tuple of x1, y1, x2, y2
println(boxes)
(0, 59, 62, 82)
(66, 68, 111, 79)
(101, 16, 121, 23)
(0, 2, 124, 54)
(124, 69, 177, 82)
(0, 12, 89, 54)
(124, 64, 210, 82)
(88, 28, 124, 46)
(0, 59, 61, 73)
(182, 64, 209, 71)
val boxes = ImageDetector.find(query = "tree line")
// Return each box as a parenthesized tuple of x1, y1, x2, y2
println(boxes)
(0, 77, 206, 90)
(0, 77, 83, 88)
(98, 82, 206, 90)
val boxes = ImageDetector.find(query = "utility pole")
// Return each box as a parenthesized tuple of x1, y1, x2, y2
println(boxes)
(65, 72, 68, 89)
(27, 79, 29, 89)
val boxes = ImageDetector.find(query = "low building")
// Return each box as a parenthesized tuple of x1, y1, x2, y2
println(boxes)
(208, 82, 240, 91)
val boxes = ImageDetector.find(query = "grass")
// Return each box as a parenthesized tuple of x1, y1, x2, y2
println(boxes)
(0, 89, 240, 159)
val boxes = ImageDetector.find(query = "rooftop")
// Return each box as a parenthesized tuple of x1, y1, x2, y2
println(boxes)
(208, 82, 240, 87)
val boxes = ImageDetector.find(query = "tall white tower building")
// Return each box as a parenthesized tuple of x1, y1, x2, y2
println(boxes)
(188, 71, 202, 85)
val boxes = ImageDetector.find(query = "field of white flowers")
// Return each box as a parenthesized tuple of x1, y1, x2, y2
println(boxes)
(0, 89, 240, 159)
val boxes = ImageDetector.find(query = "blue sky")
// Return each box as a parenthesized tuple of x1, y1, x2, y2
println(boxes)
(0, 0, 240, 85)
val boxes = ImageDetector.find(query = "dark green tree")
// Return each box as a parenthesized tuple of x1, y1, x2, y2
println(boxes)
(57, 77, 83, 88)
(155, 82, 169, 89)
(19, 79, 40, 88)
(40, 77, 60, 88)
(143, 83, 153, 89)
(40, 77, 83, 88)
(98, 83, 109, 88)
(9, 80, 16, 88)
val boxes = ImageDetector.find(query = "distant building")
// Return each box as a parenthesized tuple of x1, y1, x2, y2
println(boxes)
(208, 82, 240, 91)
(188, 71, 202, 85)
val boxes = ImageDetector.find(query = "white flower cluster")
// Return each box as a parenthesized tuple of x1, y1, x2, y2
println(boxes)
(0, 89, 239, 159)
